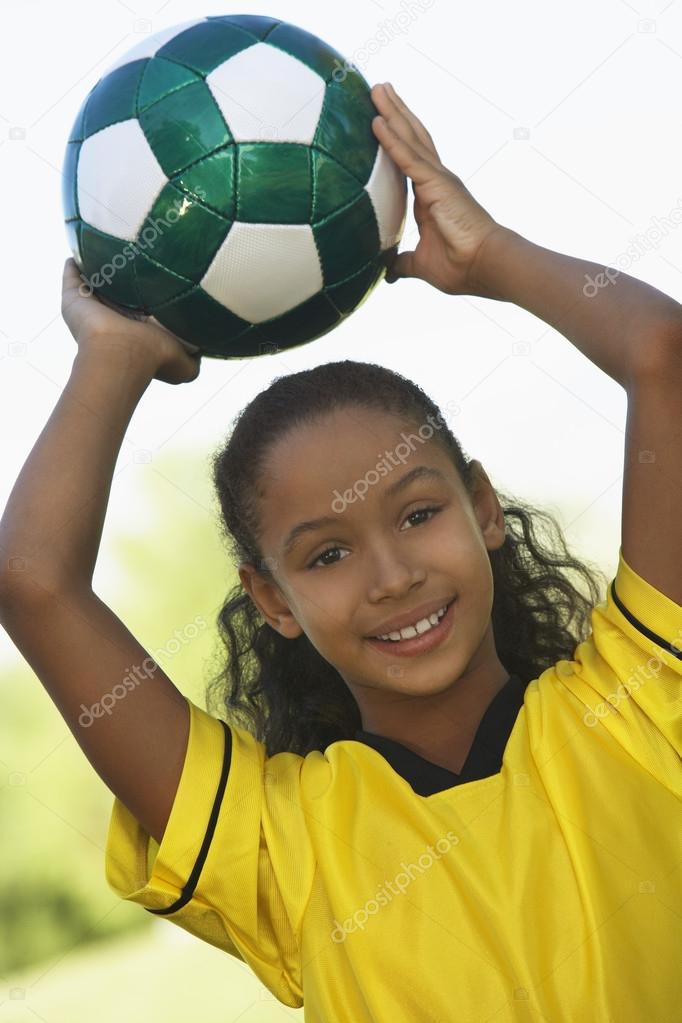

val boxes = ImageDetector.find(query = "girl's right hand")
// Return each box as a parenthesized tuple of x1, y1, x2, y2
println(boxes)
(61, 258, 203, 385)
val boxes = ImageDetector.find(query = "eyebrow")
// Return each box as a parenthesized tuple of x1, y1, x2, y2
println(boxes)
(281, 465, 450, 557)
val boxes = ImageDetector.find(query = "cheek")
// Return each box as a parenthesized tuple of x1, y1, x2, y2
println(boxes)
(434, 520, 479, 566)
(297, 588, 351, 635)
(441, 534, 493, 595)
(466, 555, 496, 612)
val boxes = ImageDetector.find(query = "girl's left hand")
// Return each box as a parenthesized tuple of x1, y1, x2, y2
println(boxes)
(371, 82, 503, 297)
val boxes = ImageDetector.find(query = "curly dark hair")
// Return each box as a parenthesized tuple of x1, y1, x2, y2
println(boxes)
(204, 359, 609, 757)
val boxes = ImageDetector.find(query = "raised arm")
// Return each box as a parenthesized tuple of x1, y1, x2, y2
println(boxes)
(470, 229, 682, 607)
(371, 81, 682, 607)
(0, 261, 203, 844)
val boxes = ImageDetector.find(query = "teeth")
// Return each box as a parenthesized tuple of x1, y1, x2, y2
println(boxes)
(376, 603, 448, 642)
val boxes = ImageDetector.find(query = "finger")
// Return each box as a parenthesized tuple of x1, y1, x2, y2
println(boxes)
(385, 249, 417, 284)
(372, 116, 439, 187)
(178, 338, 201, 355)
(372, 83, 440, 161)
(62, 258, 81, 290)
(63, 257, 88, 286)
(61, 259, 88, 324)
(159, 349, 203, 386)
(372, 84, 430, 157)
(384, 84, 439, 156)
(62, 258, 90, 305)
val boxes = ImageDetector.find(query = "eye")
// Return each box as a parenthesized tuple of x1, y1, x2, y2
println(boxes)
(306, 505, 444, 570)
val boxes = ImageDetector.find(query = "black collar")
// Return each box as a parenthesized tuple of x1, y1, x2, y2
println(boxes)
(353, 673, 526, 796)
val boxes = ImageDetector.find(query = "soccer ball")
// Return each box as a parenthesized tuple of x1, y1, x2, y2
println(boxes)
(61, 15, 407, 359)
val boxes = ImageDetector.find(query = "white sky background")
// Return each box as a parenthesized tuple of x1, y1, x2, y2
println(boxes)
(1, 0, 682, 669)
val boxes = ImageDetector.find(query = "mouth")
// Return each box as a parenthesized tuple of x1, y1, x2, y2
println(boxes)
(365, 597, 457, 658)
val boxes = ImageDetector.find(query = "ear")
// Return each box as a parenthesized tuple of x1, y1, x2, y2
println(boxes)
(238, 562, 304, 639)
(469, 460, 506, 551)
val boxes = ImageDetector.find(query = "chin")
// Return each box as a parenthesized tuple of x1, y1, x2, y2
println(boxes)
(380, 665, 463, 693)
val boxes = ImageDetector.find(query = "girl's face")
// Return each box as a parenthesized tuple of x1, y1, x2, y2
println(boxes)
(239, 407, 509, 713)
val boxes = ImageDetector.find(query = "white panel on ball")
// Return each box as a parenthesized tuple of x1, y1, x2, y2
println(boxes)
(206, 43, 326, 144)
(365, 145, 407, 251)
(202, 222, 323, 322)
(77, 120, 168, 240)
(102, 19, 207, 76)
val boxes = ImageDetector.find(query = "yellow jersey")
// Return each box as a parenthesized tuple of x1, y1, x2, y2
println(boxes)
(105, 546, 682, 1021)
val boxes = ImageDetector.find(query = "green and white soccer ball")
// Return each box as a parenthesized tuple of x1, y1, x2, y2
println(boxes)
(62, 15, 407, 359)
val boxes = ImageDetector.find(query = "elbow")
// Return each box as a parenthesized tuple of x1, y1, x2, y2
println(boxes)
(0, 571, 43, 617)
(632, 322, 682, 385)
(0, 570, 79, 610)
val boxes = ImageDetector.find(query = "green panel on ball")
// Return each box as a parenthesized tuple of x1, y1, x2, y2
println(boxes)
(79, 224, 142, 308)
(336, 65, 373, 109)
(208, 15, 283, 40)
(138, 182, 230, 281)
(150, 285, 250, 355)
(171, 147, 236, 219)
(156, 20, 256, 76)
(266, 23, 346, 81)
(83, 60, 148, 138)
(311, 149, 363, 222)
(137, 58, 202, 113)
(133, 250, 194, 309)
(326, 258, 383, 315)
(314, 77, 378, 184)
(139, 81, 231, 177)
(237, 144, 311, 223)
(255, 291, 341, 347)
(62, 141, 80, 220)
(313, 191, 380, 286)
(67, 93, 91, 143)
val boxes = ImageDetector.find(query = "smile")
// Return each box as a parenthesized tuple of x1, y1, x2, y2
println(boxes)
(373, 600, 451, 640)
(366, 598, 457, 658)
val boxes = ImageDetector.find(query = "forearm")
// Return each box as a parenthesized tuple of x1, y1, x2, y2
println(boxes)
(0, 347, 154, 595)
(472, 227, 682, 389)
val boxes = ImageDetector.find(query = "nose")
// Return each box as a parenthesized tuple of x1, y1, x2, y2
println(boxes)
(365, 545, 426, 603)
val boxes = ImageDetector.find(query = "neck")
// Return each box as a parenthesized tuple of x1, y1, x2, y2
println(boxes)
(360, 660, 511, 774)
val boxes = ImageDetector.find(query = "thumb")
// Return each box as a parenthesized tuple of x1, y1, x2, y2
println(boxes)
(385, 250, 417, 284)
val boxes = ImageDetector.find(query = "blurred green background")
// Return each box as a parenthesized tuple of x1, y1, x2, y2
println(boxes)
(0, 447, 305, 1021)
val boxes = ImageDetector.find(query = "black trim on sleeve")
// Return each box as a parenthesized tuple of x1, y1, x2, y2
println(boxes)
(146, 719, 233, 915)
(610, 579, 682, 661)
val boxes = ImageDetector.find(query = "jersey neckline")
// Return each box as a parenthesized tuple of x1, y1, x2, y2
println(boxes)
(352, 672, 527, 796)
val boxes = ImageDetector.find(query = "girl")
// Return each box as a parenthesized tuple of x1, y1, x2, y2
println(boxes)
(1, 82, 680, 1021)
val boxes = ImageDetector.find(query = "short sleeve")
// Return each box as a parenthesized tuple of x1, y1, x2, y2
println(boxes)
(104, 696, 316, 1008)
(562, 545, 682, 787)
